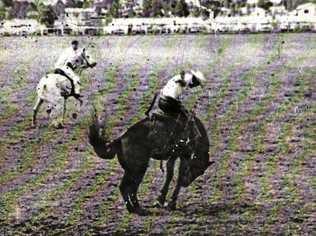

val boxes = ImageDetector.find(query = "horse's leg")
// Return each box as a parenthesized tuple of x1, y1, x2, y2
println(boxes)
(62, 98, 67, 124)
(155, 156, 177, 207)
(167, 180, 181, 210)
(129, 166, 149, 215)
(119, 161, 149, 215)
(72, 97, 83, 119)
(32, 97, 43, 127)
(167, 157, 188, 210)
(119, 172, 134, 213)
(49, 97, 64, 129)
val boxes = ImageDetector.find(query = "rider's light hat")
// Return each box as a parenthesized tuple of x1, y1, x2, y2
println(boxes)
(191, 70, 206, 87)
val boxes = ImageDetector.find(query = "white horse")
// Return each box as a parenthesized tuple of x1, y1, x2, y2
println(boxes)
(32, 48, 97, 128)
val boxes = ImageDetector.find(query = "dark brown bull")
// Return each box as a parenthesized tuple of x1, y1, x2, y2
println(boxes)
(88, 111, 212, 215)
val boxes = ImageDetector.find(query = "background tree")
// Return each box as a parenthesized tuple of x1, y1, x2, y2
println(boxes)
(151, 0, 163, 16)
(201, 0, 221, 17)
(32, 0, 56, 27)
(192, 6, 202, 16)
(65, 0, 84, 8)
(82, 0, 94, 8)
(41, 5, 57, 27)
(174, 0, 189, 17)
(257, 0, 273, 10)
(142, 0, 152, 16)
(109, 0, 120, 17)
(0, 0, 5, 20)
(2, 0, 13, 7)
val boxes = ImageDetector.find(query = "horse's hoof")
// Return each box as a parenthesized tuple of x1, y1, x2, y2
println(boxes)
(55, 123, 64, 129)
(167, 202, 177, 211)
(134, 207, 149, 216)
(153, 200, 164, 208)
(72, 113, 78, 119)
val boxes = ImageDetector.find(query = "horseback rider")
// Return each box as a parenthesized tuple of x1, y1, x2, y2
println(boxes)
(54, 40, 82, 99)
(145, 70, 206, 121)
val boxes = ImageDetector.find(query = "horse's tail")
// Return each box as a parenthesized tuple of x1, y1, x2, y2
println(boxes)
(88, 113, 121, 160)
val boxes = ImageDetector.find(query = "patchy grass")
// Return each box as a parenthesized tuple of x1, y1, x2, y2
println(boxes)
(0, 34, 314, 235)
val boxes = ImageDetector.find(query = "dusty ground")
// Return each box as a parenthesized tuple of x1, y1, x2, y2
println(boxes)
(0, 34, 315, 235)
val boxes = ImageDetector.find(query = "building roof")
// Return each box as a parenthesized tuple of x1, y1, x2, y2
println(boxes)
(65, 8, 96, 13)
(296, 3, 316, 10)
(111, 17, 205, 26)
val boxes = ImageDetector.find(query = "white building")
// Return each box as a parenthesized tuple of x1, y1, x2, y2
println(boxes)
(294, 3, 316, 19)
(250, 7, 267, 17)
(269, 5, 287, 16)
(59, 8, 106, 35)
(0, 19, 46, 36)
(105, 17, 209, 34)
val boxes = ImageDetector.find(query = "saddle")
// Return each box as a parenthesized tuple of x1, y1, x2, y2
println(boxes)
(148, 110, 201, 158)
(54, 68, 75, 97)
(150, 110, 186, 125)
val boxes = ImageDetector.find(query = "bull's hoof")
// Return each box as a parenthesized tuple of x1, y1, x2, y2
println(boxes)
(153, 200, 164, 208)
(133, 207, 149, 216)
(54, 123, 64, 129)
(167, 202, 177, 211)
(126, 204, 149, 216)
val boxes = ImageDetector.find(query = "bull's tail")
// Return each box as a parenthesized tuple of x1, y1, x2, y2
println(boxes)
(88, 112, 121, 159)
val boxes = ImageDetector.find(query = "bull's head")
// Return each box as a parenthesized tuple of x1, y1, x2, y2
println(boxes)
(181, 151, 213, 187)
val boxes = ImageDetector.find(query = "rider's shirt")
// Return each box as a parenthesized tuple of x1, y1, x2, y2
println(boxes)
(55, 47, 80, 69)
(160, 73, 192, 100)
(54, 47, 81, 95)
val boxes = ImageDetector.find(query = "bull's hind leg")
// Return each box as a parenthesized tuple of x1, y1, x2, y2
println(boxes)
(32, 97, 43, 127)
(119, 163, 149, 215)
(167, 157, 189, 210)
(155, 156, 177, 208)
(120, 173, 134, 213)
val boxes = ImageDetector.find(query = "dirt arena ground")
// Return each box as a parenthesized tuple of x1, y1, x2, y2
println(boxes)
(0, 34, 315, 235)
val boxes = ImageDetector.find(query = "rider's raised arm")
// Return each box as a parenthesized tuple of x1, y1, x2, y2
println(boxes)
(145, 92, 158, 117)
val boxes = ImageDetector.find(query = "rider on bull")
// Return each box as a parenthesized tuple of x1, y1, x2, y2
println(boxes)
(145, 70, 206, 122)
(54, 40, 82, 99)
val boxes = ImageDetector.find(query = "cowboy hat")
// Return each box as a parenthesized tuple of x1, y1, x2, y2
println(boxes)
(191, 70, 206, 87)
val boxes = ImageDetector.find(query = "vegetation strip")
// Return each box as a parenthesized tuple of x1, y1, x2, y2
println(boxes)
(207, 33, 281, 204)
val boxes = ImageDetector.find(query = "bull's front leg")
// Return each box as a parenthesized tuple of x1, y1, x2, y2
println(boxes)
(167, 157, 189, 210)
(155, 156, 177, 208)
(167, 181, 181, 210)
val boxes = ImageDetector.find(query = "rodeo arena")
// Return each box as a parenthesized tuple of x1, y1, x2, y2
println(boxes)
(0, 0, 315, 234)
(1, 2, 316, 36)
